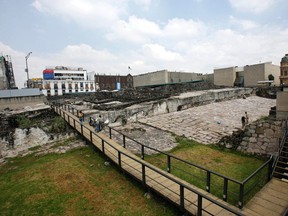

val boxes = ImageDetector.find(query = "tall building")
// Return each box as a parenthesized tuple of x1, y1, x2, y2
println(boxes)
(0, 55, 16, 90)
(41, 66, 96, 96)
(280, 54, 288, 85)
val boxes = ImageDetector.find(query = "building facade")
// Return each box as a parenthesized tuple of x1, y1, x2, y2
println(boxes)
(41, 66, 96, 96)
(0, 55, 16, 90)
(280, 54, 288, 85)
(95, 74, 133, 90)
(214, 62, 280, 87)
(133, 70, 203, 87)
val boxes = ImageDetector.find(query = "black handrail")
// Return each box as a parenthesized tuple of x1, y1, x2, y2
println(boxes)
(107, 122, 273, 208)
(54, 102, 272, 209)
(53, 103, 243, 215)
(271, 118, 288, 175)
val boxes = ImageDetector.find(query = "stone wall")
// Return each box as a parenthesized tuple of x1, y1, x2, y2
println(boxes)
(220, 119, 283, 155)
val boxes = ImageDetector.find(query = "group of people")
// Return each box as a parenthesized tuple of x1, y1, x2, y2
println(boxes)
(241, 111, 249, 129)
(78, 110, 105, 133)
(89, 115, 103, 132)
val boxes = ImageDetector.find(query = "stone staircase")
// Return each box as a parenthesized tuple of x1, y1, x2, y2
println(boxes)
(274, 139, 288, 183)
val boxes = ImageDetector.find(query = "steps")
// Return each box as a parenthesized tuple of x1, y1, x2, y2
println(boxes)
(274, 140, 288, 182)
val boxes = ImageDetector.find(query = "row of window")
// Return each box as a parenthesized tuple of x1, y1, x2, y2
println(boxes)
(281, 70, 288, 76)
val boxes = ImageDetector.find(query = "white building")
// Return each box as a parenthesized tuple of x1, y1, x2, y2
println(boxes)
(41, 66, 97, 96)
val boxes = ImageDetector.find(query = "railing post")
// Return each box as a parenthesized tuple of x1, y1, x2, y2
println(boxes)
(123, 134, 126, 148)
(118, 151, 121, 169)
(142, 164, 146, 186)
(206, 171, 211, 192)
(197, 194, 202, 216)
(68, 115, 70, 125)
(141, 145, 145, 160)
(73, 119, 75, 128)
(109, 127, 112, 139)
(268, 157, 273, 181)
(102, 139, 105, 154)
(167, 155, 171, 173)
(90, 130, 92, 143)
(180, 185, 184, 212)
(81, 124, 83, 135)
(239, 184, 244, 209)
(223, 178, 228, 201)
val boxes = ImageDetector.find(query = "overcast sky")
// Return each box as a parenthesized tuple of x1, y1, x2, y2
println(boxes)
(0, 0, 287, 88)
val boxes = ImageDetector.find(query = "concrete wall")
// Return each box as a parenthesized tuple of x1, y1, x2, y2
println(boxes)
(276, 91, 288, 119)
(264, 63, 280, 85)
(243, 64, 265, 87)
(214, 67, 236, 87)
(0, 95, 45, 110)
(243, 62, 280, 87)
(168, 72, 202, 83)
(133, 70, 167, 87)
(133, 70, 203, 87)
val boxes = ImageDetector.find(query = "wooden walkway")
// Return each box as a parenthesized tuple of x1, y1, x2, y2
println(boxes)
(55, 106, 288, 216)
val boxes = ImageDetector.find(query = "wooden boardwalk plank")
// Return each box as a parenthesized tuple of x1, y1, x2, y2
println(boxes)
(56, 108, 257, 216)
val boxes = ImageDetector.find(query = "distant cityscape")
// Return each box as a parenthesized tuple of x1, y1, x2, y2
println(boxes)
(0, 54, 288, 96)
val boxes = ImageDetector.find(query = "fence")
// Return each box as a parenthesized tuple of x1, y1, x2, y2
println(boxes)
(57, 103, 274, 209)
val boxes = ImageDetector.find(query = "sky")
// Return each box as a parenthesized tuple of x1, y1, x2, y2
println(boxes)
(0, 0, 288, 88)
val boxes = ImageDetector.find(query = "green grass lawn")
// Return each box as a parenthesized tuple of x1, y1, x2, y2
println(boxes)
(0, 147, 181, 216)
(145, 137, 267, 206)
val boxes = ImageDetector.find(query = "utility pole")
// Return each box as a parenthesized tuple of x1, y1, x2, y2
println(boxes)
(25, 52, 32, 88)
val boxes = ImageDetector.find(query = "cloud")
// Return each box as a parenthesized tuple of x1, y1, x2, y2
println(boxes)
(133, 0, 152, 9)
(229, 16, 259, 30)
(106, 15, 161, 43)
(229, 0, 276, 13)
(142, 44, 183, 62)
(32, 0, 126, 28)
(163, 18, 206, 38)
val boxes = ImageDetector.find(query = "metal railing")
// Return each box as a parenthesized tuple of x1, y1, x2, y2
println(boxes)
(56, 103, 273, 209)
(271, 118, 288, 176)
(52, 103, 243, 215)
(106, 125, 273, 208)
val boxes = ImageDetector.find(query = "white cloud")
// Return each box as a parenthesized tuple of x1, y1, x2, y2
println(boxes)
(142, 44, 183, 62)
(32, 0, 126, 28)
(133, 0, 151, 9)
(106, 15, 161, 43)
(229, 16, 259, 30)
(229, 0, 276, 13)
(163, 18, 206, 38)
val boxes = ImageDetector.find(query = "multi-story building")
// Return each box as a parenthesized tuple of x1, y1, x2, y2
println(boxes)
(95, 74, 133, 90)
(280, 54, 288, 85)
(214, 62, 280, 87)
(0, 55, 16, 90)
(133, 70, 203, 87)
(41, 66, 96, 96)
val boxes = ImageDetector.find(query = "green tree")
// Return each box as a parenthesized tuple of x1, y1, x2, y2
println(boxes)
(268, 74, 274, 81)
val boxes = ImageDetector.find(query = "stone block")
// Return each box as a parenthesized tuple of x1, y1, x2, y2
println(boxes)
(264, 128, 274, 138)
(240, 141, 248, 146)
(249, 137, 257, 142)
(263, 123, 270, 128)
(256, 127, 264, 134)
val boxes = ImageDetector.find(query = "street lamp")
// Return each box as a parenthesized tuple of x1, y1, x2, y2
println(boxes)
(25, 52, 32, 88)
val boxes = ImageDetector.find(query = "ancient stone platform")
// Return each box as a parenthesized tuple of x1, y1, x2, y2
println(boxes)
(138, 96, 276, 144)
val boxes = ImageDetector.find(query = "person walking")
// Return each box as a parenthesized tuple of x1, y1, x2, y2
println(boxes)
(241, 116, 246, 129)
(78, 111, 84, 125)
(245, 112, 249, 124)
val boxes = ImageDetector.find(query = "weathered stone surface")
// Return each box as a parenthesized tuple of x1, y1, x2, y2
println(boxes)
(264, 129, 274, 138)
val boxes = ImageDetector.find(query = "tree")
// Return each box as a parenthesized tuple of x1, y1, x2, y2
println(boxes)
(268, 74, 274, 81)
